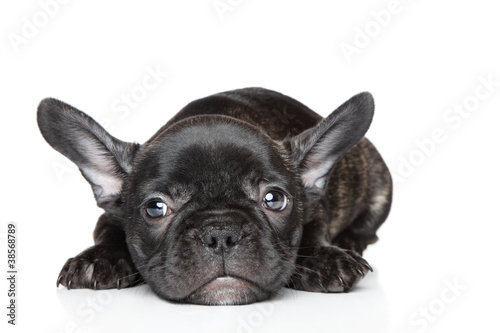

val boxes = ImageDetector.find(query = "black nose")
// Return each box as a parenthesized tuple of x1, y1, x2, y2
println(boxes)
(200, 226, 242, 254)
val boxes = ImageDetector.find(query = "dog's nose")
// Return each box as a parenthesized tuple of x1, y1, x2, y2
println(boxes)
(200, 226, 242, 254)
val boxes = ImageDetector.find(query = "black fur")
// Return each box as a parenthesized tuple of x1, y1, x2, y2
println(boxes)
(38, 87, 392, 305)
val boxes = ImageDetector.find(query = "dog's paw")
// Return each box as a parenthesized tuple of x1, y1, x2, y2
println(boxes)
(57, 245, 141, 290)
(288, 246, 372, 293)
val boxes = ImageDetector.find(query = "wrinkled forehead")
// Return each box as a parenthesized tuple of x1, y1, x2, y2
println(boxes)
(134, 116, 291, 198)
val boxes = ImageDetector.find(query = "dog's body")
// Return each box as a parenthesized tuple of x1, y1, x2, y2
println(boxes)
(37, 88, 392, 305)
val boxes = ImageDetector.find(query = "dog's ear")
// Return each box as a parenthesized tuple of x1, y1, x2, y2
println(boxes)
(285, 92, 374, 198)
(37, 98, 139, 212)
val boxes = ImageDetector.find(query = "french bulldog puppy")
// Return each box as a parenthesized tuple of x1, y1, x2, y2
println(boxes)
(37, 87, 392, 305)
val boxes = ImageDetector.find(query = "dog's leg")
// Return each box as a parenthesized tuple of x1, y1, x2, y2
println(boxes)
(287, 217, 373, 293)
(57, 214, 142, 290)
(289, 171, 392, 292)
(289, 245, 372, 293)
(333, 152, 393, 255)
(289, 166, 392, 292)
(290, 205, 389, 293)
(332, 208, 388, 255)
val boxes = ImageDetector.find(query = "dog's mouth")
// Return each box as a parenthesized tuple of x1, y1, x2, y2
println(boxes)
(182, 275, 270, 305)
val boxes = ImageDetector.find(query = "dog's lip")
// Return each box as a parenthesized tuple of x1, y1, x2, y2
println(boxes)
(184, 275, 265, 301)
(178, 274, 270, 305)
(197, 275, 260, 292)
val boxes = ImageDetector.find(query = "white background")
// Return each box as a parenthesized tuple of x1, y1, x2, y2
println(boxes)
(1, 0, 499, 332)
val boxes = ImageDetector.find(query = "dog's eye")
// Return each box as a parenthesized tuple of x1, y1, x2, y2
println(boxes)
(145, 201, 171, 218)
(263, 191, 288, 211)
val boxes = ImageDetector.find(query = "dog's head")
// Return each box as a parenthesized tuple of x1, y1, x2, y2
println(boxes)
(37, 91, 373, 305)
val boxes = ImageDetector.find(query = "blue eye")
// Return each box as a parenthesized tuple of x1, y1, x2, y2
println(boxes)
(263, 191, 288, 211)
(145, 201, 169, 218)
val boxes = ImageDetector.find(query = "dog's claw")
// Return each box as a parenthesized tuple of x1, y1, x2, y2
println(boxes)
(363, 262, 373, 272)
(56, 247, 141, 291)
(357, 269, 364, 277)
(337, 275, 344, 286)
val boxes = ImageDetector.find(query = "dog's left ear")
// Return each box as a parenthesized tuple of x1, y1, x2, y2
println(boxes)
(285, 92, 374, 198)
(37, 98, 140, 213)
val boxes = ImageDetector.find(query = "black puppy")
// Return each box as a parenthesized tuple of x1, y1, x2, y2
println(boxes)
(37, 87, 392, 305)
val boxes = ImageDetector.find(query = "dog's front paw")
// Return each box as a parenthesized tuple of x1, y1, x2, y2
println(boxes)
(288, 246, 372, 293)
(57, 245, 141, 290)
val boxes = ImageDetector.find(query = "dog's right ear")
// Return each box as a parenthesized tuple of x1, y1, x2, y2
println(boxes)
(285, 92, 374, 200)
(37, 98, 140, 212)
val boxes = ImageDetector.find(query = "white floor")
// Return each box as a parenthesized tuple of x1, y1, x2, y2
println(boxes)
(1, 1, 500, 332)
